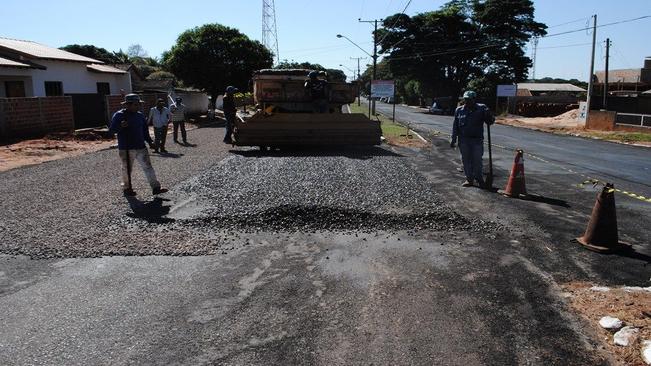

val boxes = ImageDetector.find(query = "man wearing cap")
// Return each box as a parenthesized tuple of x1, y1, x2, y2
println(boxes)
(223, 86, 238, 144)
(148, 98, 171, 153)
(450, 90, 495, 188)
(304, 70, 329, 113)
(109, 94, 167, 196)
(170, 96, 188, 144)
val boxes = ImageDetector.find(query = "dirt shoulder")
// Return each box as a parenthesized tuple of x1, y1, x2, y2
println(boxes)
(497, 109, 651, 148)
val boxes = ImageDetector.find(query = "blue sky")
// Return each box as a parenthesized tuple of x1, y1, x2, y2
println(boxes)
(2, 0, 649, 82)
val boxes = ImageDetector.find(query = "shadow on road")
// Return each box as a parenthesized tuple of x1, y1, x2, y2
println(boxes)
(125, 196, 174, 224)
(156, 152, 184, 158)
(522, 194, 571, 208)
(229, 146, 403, 159)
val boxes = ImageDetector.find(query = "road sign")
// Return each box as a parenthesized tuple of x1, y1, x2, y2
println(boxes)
(371, 80, 395, 98)
(497, 84, 517, 97)
(578, 101, 588, 123)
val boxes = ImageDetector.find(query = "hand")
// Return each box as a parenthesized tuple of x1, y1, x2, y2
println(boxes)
(450, 141, 456, 148)
(121, 120, 128, 128)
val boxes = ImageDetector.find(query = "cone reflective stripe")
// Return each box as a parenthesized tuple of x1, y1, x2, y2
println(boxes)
(502, 149, 527, 197)
(576, 183, 630, 253)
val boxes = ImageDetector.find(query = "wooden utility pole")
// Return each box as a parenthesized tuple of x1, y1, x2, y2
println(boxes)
(585, 14, 597, 122)
(351, 57, 366, 106)
(603, 38, 611, 110)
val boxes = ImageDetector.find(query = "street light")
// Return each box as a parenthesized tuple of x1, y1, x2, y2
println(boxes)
(336, 33, 377, 116)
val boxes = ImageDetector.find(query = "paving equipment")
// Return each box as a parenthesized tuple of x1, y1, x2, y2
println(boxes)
(233, 69, 381, 148)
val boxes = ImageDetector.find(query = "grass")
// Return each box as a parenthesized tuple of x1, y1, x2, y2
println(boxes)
(579, 130, 651, 143)
(348, 102, 415, 143)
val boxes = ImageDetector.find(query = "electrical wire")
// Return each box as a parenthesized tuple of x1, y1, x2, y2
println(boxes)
(536, 42, 592, 49)
(542, 15, 651, 39)
(383, 43, 501, 61)
(377, 0, 413, 44)
(547, 17, 591, 29)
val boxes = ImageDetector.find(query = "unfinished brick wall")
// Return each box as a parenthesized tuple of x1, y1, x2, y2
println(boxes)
(106, 93, 168, 122)
(0, 97, 74, 140)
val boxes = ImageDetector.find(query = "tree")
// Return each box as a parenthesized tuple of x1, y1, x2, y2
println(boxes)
(163, 24, 273, 97)
(376, 0, 546, 102)
(59, 44, 119, 63)
(112, 49, 131, 64)
(274, 61, 347, 82)
(146, 71, 176, 80)
(127, 44, 148, 59)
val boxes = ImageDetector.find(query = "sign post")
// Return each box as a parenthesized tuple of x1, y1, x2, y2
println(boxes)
(371, 80, 395, 119)
(496, 84, 517, 114)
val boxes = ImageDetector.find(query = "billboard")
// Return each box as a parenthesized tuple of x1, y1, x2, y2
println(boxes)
(497, 84, 517, 97)
(371, 80, 395, 98)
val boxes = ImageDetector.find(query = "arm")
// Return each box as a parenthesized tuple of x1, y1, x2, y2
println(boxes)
(451, 110, 459, 147)
(147, 109, 153, 125)
(485, 107, 495, 125)
(108, 111, 124, 135)
(142, 116, 154, 145)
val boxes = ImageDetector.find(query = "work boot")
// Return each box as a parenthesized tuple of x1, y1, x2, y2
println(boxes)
(462, 180, 473, 187)
(160, 148, 168, 153)
(123, 188, 137, 197)
(153, 187, 168, 195)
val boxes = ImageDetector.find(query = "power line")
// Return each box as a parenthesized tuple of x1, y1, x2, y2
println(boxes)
(384, 43, 501, 61)
(542, 15, 651, 38)
(537, 42, 592, 49)
(377, 0, 413, 44)
(547, 17, 591, 29)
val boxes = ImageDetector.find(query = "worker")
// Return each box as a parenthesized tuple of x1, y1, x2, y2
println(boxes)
(304, 70, 329, 113)
(109, 94, 167, 196)
(171, 96, 188, 144)
(450, 90, 495, 188)
(148, 98, 171, 153)
(223, 86, 238, 144)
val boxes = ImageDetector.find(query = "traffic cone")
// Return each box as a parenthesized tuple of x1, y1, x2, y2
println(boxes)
(501, 149, 528, 198)
(576, 183, 631, 253)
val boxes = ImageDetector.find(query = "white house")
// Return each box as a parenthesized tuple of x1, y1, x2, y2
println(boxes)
(0, 37, 131, 98)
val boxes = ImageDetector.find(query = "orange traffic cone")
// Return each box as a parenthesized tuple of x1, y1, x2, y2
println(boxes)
(576, 183, 630, 253)
(501, 149, 528, 198)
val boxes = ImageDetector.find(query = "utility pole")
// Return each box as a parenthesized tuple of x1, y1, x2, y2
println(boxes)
(585, 14, 597, 122)
(359, 18, 380, 117)
(351, 56, 366, 106)
(531, 37, 539, 80)
(603, 38, 611, 110)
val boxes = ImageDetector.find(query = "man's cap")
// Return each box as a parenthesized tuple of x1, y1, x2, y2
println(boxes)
(308, 71, 319, 79)
(463, 90, 477, 99)
(121, 93, 144, 105)
(156, 98, 165, 103)
(225, 86, 238, 94)
(175, 97, 182, 101)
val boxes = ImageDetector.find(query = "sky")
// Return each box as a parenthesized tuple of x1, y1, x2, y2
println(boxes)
(1, 0, 650, 82)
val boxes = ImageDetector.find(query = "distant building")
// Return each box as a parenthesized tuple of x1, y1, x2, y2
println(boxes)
(595, 57, 651, 95)
(516, 83, 586, 97)
(0, 37, 131, 98)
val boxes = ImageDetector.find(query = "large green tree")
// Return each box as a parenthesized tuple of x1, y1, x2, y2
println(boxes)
(163, 24, 273, 97)
(376, 0, 546, 101)
(274, 61, 347, 82)
(59, 44, 119, 64)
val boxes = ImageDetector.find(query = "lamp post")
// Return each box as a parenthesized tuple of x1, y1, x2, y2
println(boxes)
(336, 33, 377, 117)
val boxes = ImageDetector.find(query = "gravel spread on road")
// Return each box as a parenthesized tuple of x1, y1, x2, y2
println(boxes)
(1, 137, 499, 258)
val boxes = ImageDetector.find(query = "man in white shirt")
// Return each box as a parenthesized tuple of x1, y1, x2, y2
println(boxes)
(148, 98, 171, 153)
(171, 96, 188, 144)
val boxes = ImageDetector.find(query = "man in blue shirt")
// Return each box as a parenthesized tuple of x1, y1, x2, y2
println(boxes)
(450, 90, 495, 188)
(109, 94, 168, 196)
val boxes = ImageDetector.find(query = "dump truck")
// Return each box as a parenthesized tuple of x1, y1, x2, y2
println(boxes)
(233, 69, 381, 148)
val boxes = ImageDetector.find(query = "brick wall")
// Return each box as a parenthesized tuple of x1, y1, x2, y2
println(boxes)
(0, 97, 74, 140)
(106, 93, 168, 122)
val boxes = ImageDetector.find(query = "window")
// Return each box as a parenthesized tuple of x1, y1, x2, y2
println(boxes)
(44, 81, 63, 96)
(5, 81, 26, 97)
(96, 82, 110, 95)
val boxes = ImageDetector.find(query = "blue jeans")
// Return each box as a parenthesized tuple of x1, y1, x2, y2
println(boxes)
(458, 138, 484, 183)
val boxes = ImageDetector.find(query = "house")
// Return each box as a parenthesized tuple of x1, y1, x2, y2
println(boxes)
(0, 37, 131, 98)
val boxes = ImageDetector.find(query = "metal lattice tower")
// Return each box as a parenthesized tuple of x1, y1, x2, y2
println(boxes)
(262, 0, 279, 64)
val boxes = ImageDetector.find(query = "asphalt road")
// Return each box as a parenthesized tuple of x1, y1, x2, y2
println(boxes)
(1, 117, 649, 365)
(372, 100, 651, 200)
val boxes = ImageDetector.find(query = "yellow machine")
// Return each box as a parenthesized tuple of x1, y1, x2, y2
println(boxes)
(233, 69, 381, 148)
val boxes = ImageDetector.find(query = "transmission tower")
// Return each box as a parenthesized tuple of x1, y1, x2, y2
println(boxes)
(262, 0, 279, 64)
(531, 37, 539, 80)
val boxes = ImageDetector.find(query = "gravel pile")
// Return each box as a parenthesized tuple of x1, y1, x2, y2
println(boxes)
(1, 144, 499, 259)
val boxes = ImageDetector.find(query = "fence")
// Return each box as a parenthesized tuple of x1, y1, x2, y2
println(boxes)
(615, 113, 651, 128)
(0, 96, 74, 140)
